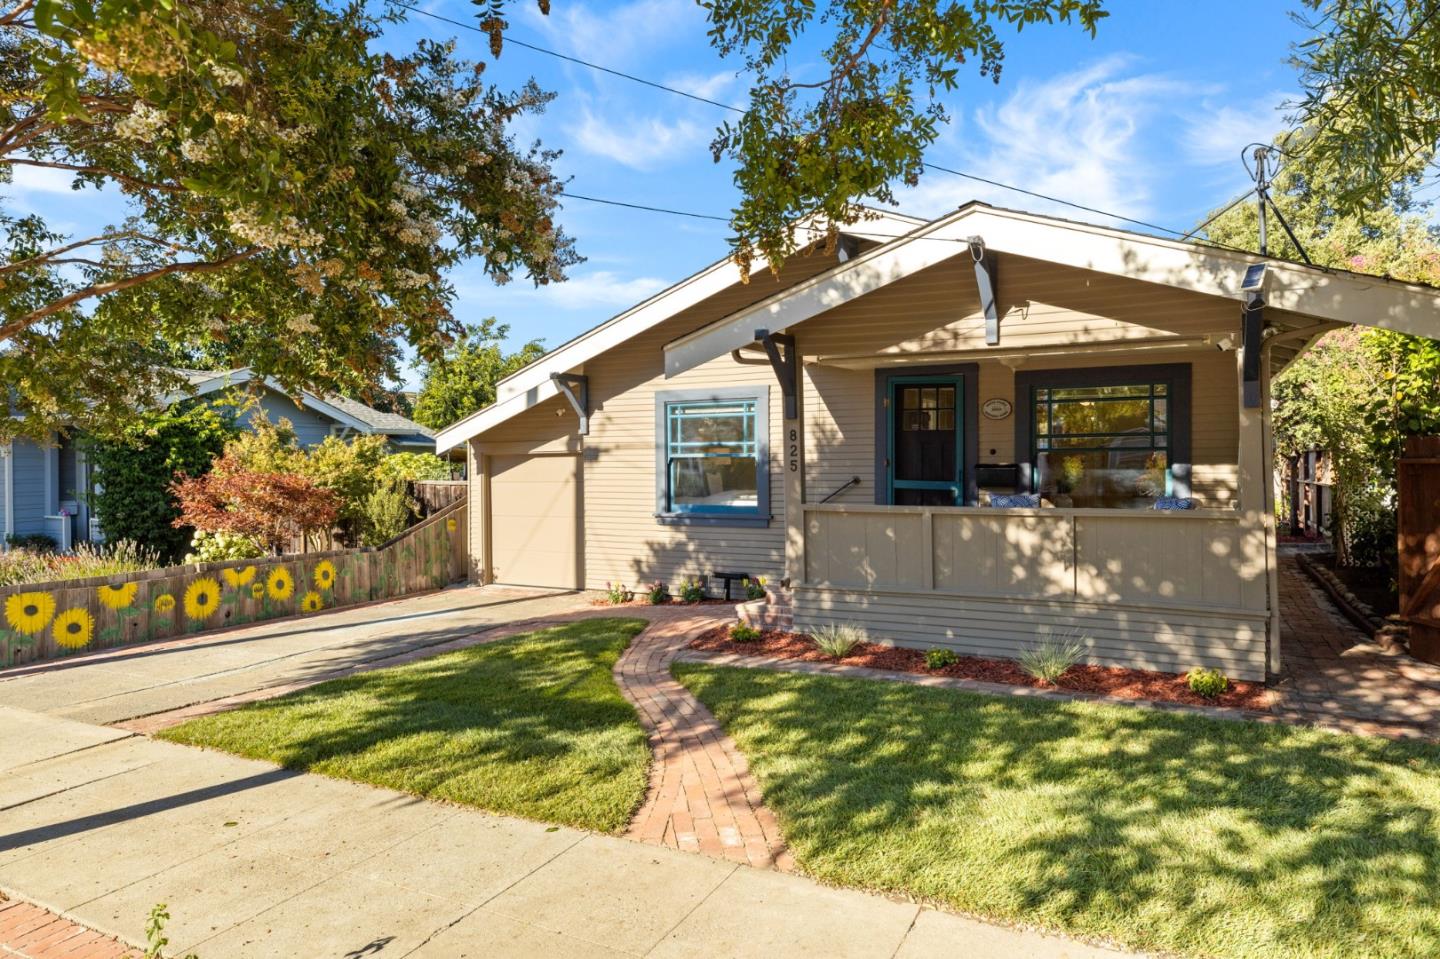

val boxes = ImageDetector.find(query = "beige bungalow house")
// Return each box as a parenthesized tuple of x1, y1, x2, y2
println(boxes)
(436, 202, 1440, 682)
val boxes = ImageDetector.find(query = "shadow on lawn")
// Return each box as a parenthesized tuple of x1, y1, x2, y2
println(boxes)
(677, 665, 1440, 958)
(161, 618, 652, 832)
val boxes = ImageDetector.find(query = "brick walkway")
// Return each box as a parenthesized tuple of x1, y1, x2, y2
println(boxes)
(615, 613, 793, 871)
(1274, 553, 1440, 738)
(0, 898, 130, 959)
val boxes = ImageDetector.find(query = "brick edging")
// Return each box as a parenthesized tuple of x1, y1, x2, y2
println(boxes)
(0, 894, 132, 958)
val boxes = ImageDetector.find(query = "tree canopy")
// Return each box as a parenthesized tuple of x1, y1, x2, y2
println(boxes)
(1, 0, 577, 442)
(410, 318, 544, 430)
(1286, 0, 1440, 218)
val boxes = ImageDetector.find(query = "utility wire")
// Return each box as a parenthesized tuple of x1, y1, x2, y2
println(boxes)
(392, 0, 1214, 242)
(559, 191, 730, 221)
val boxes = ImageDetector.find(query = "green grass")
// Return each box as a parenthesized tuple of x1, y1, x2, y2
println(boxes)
(161, 618, 651, 832)
(674, 663, 1440, 959)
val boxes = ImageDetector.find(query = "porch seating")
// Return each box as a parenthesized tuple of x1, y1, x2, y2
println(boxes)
(1152, 497, 1196, 510)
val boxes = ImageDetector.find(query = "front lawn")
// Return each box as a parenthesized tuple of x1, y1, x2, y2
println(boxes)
(675, 663, 1440, 959)
(161, 618, 651, 832)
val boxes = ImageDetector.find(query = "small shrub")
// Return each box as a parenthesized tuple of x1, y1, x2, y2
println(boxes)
(1186, 667, 1230, 699)
(603, 581, 632, 605)
(679, 578, 705, 603)
(361, 478, 414, 546)
(646, 581, 670, 605)
(184, 530, 265, 563)
(1019, 630, 1085, 685)
(5, 533, 57, 552)
(811, 624, 866, 659)
(925, 648, 958, 670)
(743, 575, 768, 601)
(729, 621, 762, 642)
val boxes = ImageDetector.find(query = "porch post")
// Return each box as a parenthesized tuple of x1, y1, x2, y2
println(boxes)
(1236, 346, 1278, 675)
(784, 360, 806, 587)
(1261, 350, 1282, 674)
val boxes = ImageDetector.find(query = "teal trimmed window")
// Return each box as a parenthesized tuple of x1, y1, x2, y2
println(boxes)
(1030, 381, 1172, 508)
(663, 397, 761, 515)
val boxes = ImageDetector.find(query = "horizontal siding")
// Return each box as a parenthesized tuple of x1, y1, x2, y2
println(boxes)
(470, 249, 843, 591)
(793, 587, 1268, 681)
(10, 437, 49, 535)
(250, 393, 336, 448)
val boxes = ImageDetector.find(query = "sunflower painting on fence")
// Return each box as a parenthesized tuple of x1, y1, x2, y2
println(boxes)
(2, 590, 56, 666)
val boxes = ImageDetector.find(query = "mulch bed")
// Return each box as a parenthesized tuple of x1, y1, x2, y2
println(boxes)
(1314, 554, 1398, 617)
(689, 626, 1272, 711)
(590, 597, 735, 608)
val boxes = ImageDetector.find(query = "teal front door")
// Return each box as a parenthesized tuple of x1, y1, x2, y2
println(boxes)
(887, 376, 964, 506)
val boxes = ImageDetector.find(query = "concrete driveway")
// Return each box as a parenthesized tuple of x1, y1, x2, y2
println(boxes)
(0, 585, 588, 726)
(0, 585, 1131, 959)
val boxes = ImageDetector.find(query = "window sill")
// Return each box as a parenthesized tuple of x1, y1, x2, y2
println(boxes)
(654, 513, 773, 528)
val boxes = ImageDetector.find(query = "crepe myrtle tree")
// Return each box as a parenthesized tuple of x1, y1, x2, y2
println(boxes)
(702, 0, 1108, 276)
(0, 0, 578, 443)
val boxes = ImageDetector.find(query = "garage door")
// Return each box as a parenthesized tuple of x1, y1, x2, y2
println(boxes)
(489, 453, 581, 588)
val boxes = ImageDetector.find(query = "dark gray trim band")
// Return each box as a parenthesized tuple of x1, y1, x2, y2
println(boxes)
(873, 363, 981, 506)
(1013, 362, 1192, 498)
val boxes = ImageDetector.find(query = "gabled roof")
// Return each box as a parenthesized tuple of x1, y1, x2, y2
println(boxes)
(663, 201, 1440, 376)
(433, 207, 927, 451)
(164, 368, 433, 438)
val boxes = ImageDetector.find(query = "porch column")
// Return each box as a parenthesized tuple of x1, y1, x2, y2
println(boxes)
(1236, 346, 1278, 674)
(784, 363, 806, 586)
(1260, 350, 1282, 674)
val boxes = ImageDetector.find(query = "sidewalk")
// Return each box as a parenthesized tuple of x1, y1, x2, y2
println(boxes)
(1, 705, 1131, 958)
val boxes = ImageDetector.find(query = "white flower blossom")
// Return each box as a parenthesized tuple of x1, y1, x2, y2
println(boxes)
(388, 199, 408, 217)
(180, 132, 220, 163)
(208, 62, 244, 87)
(227, 208, 323, 250)
(115, 102, 168, 143)
(394, 268, 432, 289)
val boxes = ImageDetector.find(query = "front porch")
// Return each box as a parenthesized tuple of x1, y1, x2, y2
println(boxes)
(794, 502, 1270, 681)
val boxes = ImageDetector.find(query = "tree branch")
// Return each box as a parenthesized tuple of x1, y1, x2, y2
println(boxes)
(0, 0, 35, 27)
(1, 248, 261, 339)
(5, 157, 184, 193)
(0, 230, 196, 276)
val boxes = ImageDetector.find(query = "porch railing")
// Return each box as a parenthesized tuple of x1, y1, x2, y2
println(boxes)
(800, 503, 1268, 614)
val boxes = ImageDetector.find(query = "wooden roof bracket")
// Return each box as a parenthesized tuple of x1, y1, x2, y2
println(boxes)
(549, 372, 589, 435)
(756, 329, 798, 419)
(968, 236, 1000, 345)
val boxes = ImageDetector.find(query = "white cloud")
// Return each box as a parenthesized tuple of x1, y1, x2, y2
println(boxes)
(9, 164, 81, 196)
(538, 269, 669, 308)
(1181, 94, 1293, 167)
(664, 70, 738, 104)
(520, 0, 703, 63)
(457, 267, 669, 312)
(897, 57, 1213, 227)
(569, 110, 708, 169)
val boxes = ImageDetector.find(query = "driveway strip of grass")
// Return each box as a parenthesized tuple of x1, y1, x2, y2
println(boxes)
(160, 618, 651, 833)
(675, 662, 1440, 959)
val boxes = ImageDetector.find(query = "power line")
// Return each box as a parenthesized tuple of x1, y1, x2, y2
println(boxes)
(393, 0, 1214, 242)
(559, 191, 729, 221)
(391, 2, 743, 114)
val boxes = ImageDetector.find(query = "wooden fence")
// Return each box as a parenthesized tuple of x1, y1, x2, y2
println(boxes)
(0, 500, 469, 670)
(413, 480, 467, 516)
(1399, 436, 1440, 664)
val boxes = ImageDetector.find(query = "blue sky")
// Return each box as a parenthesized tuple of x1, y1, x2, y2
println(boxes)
(12, 0, 1315, 389)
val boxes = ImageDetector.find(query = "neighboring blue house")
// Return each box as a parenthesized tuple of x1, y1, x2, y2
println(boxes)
(4, 368, 434, 550)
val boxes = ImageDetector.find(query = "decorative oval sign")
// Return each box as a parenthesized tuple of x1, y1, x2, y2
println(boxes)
(982, 398, 1013, 420)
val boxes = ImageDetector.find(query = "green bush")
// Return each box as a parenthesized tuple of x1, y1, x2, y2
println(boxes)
(646, 581, 670, 605)
(184, 530, 264, 563)
(811, 624, 866, 659)
(87, 404, 238, 562)
(743, 576, 768, 601)
(729, 622, 762, 642)
(1019, 630, 1085, 685)
(5, 533, 57, 552)
(362, 479, 415, 546)
(374, 452, 453, 485)
(604, 582, 632, 605)
(925, 648, 958, 670)
(1186, 667, 1230, 699)
(679, 578, 705, 603)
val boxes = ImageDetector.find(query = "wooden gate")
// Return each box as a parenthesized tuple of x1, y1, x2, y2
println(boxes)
(1397, 436, 1440, 664)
